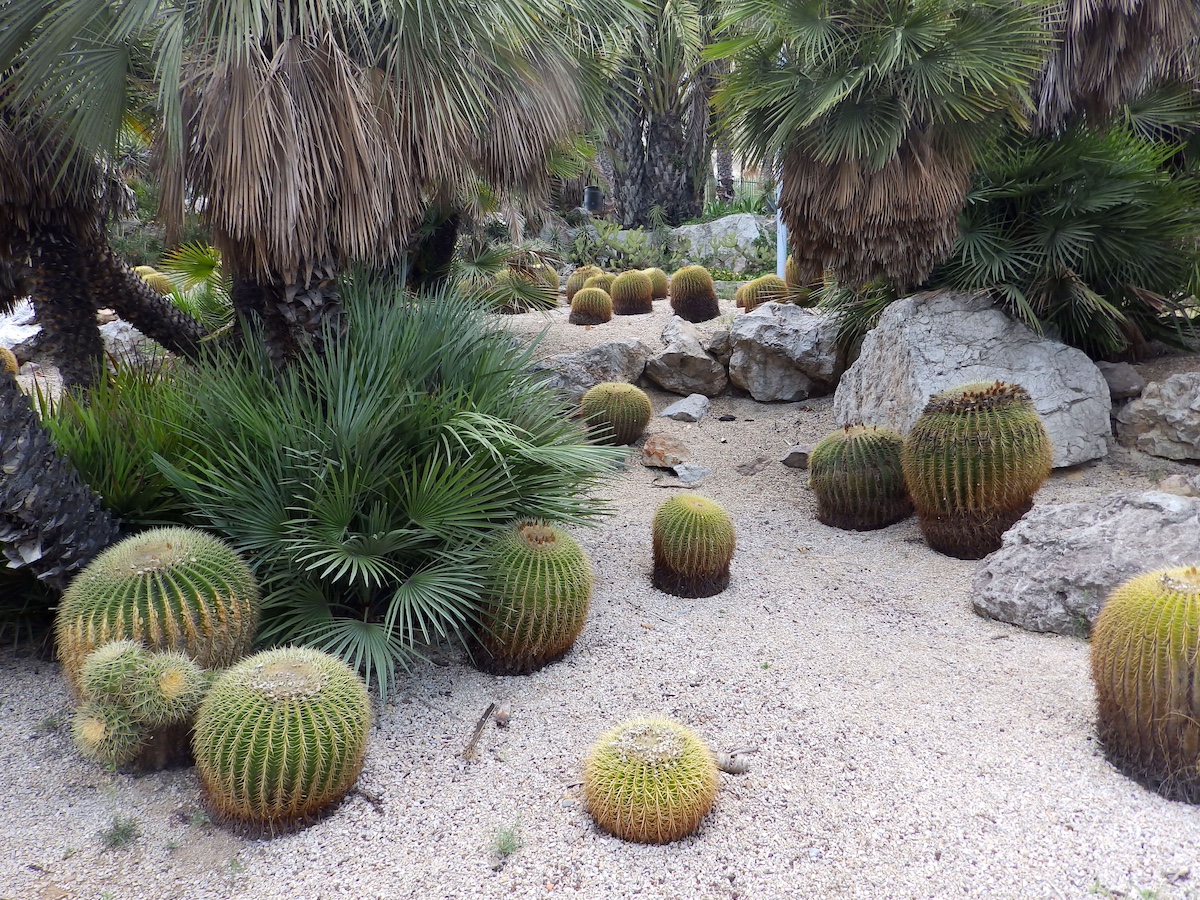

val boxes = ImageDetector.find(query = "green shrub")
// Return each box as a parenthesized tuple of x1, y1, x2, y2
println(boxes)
(161, 277, 619, 697)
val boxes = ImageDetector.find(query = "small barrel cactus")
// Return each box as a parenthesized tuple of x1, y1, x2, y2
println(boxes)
(901, 381, 1051, 559)
(78, 639, 150, 701)
(583, 716, 719, 844)
(193, 647, 371, 832)
(610, 270, 654, 315)
(569, 287, 613, 326)
(55, 527, 260, 695)
(583, 273, 615, 293)
(566, 265, 603, 303)
(642, 268, 669, 300)
(735, 274, 788, 312)
(652, 493, 735, 598)
(669, 266, 719, 323)
(72, 701, 146, 766)
(1091, 567, 1200, 802)
(0, 346, 17, 375)
(134, 266, 175, 295)
(538, 263, 561, 292)
(477, 522, 594, 674)
(128, 650, 207, 727)
(784, 254, 806, 289)
(809, 425, 911, 531)
(580, 382, 652, 445)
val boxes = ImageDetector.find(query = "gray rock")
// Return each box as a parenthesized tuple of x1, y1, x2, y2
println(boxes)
(972, 491, 1200, 637)
(535, 339, 652, 403)
(781, 445, 813, 469)
(1096, 361, 1144, 400)
(1158, 474, 1200, 497)
(660, 394, 710, 422)
(644, 318, 728, 398)
(834, 291, 1111, 468)
(727, 303, 839, 402)
(0, 299, 40, 360)
(641, 433, 693, 469)
(1115, 373, 1200, 460)
(673, 462, 712, 485)
(99, 320, 156, 363)
(735, 456, 772, 476)
(668, 214, 774, 274)
(705, 329, 732, 368)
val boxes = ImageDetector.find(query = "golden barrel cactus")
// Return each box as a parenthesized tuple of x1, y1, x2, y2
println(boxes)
(580, 382, 652, 445)
(651, 494, 735, 598)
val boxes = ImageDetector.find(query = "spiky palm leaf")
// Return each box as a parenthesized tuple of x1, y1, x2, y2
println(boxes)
(713, 0, 1046, 289)
(934, 126, 1200, 357)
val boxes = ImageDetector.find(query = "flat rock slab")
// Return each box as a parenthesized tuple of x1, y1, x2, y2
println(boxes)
(972, 491, 1200, 637)
(834, 291, 1111, 468)
(659, 394, 710, 422)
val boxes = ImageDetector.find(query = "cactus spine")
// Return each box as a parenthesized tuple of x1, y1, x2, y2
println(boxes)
(55, 527, 260, 694)
(72, 702, 146, 766)
(569, 287, 613, 325)
(651, 494, 735, 598)
(669, 266, 719, 323)
(642, 268, 669, 300)
(809, 425, 911, 531)
(566, 266, 603, 303)
(901, 381, 1051, 559)
(610, 271, 654, 315)
(193, 647, 371, 832)
(78, 639, 150, 700)
(583, 717, 719, 844)
(1091, 567, 1200, 802)
(477, 522, 594, 674)
(580, 382, 652, 445)
(128, 650, 207, 727)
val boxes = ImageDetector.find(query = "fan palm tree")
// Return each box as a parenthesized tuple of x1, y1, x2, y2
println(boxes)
(712, 0, 1046, 290)
(1035, 0, 1200, 130)
(2, 0, 637, 366)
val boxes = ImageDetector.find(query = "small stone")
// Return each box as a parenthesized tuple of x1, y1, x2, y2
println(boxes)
(1096, 360, 1145, 400)
(660, 394, 710, 422)
(718, 414, 736, 422)
(1157, 474, 1200, 498)
(735, 456, 772, 476)
(641, 434, 693, 469)
(672, 462, 712, 485)
(807, 848, 823, 860)
(781, 445, 812, 469)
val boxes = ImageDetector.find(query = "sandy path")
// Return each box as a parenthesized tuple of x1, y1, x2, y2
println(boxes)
(3, 302, 1199, 900)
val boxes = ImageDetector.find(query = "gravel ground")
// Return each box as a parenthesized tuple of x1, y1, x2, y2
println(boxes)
(4, 299, 1200, 900)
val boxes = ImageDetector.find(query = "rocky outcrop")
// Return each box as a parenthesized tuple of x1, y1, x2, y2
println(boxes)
(1115, 373, 1200, 460)
(833, 291, 1110, 467)
(727, 303, 838, 402)
(644, 318, 728, 397)
(972, 492, 1200, 637)
(535, 339, 652, 403)
(670, 214, 773, 274)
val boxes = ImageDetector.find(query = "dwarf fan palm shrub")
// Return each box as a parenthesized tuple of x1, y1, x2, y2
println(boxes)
(160, 277, 618, 697)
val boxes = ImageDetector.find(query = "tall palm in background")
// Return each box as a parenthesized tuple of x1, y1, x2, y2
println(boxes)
(604, 0, 719, 227)
(3, 0, 637, 365)
(713, 0, 1046, 289)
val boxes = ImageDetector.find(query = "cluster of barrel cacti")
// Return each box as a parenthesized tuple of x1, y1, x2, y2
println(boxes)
(808, 381, 1051, 558)
(567, 266, 670, 324)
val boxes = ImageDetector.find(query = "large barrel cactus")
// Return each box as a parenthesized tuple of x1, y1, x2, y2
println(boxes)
(566, 265, 603, 303)
(580, 382, 652, 445)
(583, 716, 719, 844)
(669, 266, 719, 323)
(193, 647, 371, 832)
(477, 522, 594, 674)
(901, 381, 1051, 559)
(1091, 567, 1200, 803)
(642, 268, 669, 300)
(809, 425, 911, 531)
(569, 287, 613, 326)
(652, 493, 736, 598)
(55, 527, 260, 693)
(610, 271, 654, 315)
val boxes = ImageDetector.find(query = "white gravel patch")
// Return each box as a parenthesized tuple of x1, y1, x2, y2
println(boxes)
(4, 305, 1200, 900)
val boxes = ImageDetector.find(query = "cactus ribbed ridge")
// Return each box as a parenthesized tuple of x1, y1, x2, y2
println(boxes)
(809, 425, 911, 531)
(580, 382, 652, 445)
(583, 273, 615, 293)
(652, 494, 736, 598)
(477, 522, 594, 674)
(569, 287, 613, 326)
(78, 639, 150, 700)
(55, 527, 260, 694)
(669, 266, 719, 322)
(642, 268, 669, 300)
(583, 717, 719, 844)
(735, 274, 788, 312)
(72, 701, 146, 766)
(193, 647, 371, 832)
(901, 381, 1051, 559)
(128, 650, 207, 727)
(610, 271, 654, 315)
(566, 266, 603, 303)
(1092, 567, 1200, 803)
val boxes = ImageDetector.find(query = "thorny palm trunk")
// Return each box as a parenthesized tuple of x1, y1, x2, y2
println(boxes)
(606, 67, 652, 228)
(646, 111, 702, 225)
(0, 372, 120, 591)
(714, 138, 734, 203)
(229, 262, 341, 369)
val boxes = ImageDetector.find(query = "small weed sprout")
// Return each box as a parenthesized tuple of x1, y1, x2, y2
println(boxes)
(494, 823, 523, 860)
(99, 815, 140, 851)
(188, 809, 212, 828)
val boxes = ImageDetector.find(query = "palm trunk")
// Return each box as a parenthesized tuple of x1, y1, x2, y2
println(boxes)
(1, 256, 29, 315)
(646, 112, 702, 226)
(0, 373, 120, 591)
(605, 69, 651, 228)
(715, 139, 734, 203)
(231, 263, 341, 368)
